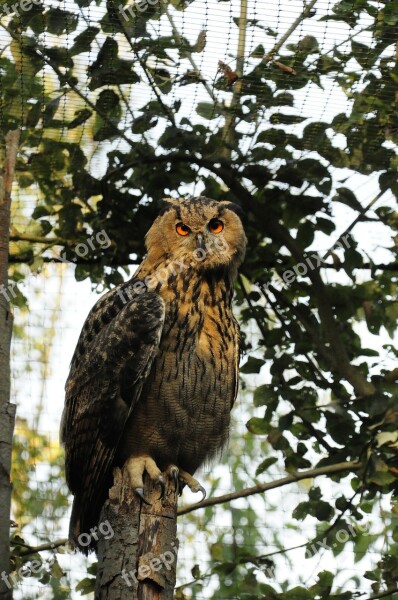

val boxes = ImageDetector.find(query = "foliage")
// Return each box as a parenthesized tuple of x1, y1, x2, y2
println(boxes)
(10, 418, 71, 599)
(2, 0, 398, 597)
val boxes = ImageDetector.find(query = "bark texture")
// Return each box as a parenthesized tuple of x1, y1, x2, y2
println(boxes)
(0, 129, 19, 600)
(95, 467, 179, 600)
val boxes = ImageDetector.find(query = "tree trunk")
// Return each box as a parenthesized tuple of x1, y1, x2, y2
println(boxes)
(95, 466, 179, 600)
(0, 130, 20, 600)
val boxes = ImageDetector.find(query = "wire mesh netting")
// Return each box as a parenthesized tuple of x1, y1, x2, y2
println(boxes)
(2, 0, 398, 598)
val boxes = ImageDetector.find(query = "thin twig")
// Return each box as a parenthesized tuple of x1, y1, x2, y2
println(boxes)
(10, 233, 67, 245)
(178, 461, 361, 515)
(221, 0, 248, 157)
(324, 189, 386, 261)
(113, 2, 176, 125)
(162, 2, 217, 104)
(263, 0, 319, 64)
(366, 588, 398, 600)
(0, 24, 135, 149)
(14, 538, 69, 557)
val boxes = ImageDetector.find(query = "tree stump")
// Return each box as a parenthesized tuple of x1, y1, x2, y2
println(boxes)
(95, 466, 179, 600)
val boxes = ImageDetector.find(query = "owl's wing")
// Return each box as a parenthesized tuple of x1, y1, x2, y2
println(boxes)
(231, 316, 242, 408)
(61, 285, 165, 547)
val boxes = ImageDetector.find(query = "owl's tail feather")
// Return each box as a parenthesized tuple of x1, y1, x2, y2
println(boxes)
(69, 494, 102, 555)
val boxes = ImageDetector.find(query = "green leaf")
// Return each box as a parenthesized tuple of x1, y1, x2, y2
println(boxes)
(75, 264, 90, 282)
(270, 113, 307, 125)
(240, 356, 265, 374)
(70, 27, 99, 56)
(293, 501, 311, 521)
(75, 577, 96, 595)
(315, 501, 334, 521)
(333, 187, 363, 211)
(67, 108, 92, 129)
(46, 8, 78, 35)
(297, 35, 319, 54)
(88, 38, 139, 90)
(284, 586, 313, 599)
(45, 47, 73, 69)
(246, 417, 268, 435)
(191, 30, 206, 53)
(256, 128, 287, 145)
(253, 384, 275, 406)
(351, 40, 373, 69)
(383, 2, 398, 25)
(150, 68, 172, 95)
(196, 102, 221, 120)
(191, 564, 201, 579)
(96, 89, 120, 114)
(26, 101, 42, 127)
(255, 457, 278, 475)
(93, 118, 119, 141)
(251, 44, 265, 58)
(131, 114, 158, 134)
(42, 96, 61, 126)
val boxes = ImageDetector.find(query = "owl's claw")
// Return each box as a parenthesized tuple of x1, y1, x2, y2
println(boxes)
(196, 484, 206, 503)
(167, 465, 180, 492)
(126, 455, 164, 505)
(135, 487, 152, 506)
(166, 466, 206, 501)
(158, 476, 166, 500)
(185, 480, 206, 502)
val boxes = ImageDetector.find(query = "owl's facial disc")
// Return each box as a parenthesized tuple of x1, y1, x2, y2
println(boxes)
(175, 219, 225, 253)
(174, 217, 225, 252)
(145, 197, 246, 270)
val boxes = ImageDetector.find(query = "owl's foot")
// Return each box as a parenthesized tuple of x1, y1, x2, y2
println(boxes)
(125, 455, 165, 505)
(165, 465, 206, 502)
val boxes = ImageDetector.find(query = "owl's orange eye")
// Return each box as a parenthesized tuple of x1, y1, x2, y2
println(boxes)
(208, 219, 224, 234)
(176, 223, 191, 236)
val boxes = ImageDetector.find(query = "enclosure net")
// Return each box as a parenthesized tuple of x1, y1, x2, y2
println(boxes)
(2, 0, 397, 598)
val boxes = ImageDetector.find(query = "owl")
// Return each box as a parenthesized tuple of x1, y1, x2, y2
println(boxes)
(61, 196, 247, 551)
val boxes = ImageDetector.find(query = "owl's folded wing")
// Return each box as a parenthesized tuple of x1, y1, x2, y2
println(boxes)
(61, 287, 165, 547)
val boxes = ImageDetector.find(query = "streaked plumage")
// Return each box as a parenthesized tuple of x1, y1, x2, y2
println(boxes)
(61, 196, 247, 551)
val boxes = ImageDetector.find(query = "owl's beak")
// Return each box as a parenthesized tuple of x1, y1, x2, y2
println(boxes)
(195, 234, 206, 251)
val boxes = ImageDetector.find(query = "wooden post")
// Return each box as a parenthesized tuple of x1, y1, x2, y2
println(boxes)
(0, 129, 20, 600)
(95, 467, 179, 600)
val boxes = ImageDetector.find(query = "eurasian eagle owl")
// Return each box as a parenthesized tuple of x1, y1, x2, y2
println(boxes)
(61, 196, 247, 550)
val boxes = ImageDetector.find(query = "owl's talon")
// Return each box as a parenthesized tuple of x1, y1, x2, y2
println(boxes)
(176, 468, 206, 501)
(135, 487, 152, 505)
(167, 465, 180, 492)
(158, 476, 166, 499)
(183, 480, 206, 502)
(126, 455, 163, 504)
(197, 485, 206, 502)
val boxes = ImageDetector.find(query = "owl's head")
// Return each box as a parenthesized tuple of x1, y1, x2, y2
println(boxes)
(145, 196, 247, 273)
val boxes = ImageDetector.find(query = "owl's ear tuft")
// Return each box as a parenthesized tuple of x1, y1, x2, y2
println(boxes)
(218, 201, 246, 223)
(156, 197, 179, 217)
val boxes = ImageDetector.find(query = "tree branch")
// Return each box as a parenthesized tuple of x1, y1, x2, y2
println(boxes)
(262, 0, 319, 64)
(177, 461, 361, 516)
(366, 588, 398, 600)
(14, 538, 69, 557)
(220, 0, 248, 159)
(324, 190, 386, 261)
(113, 2, 176, 126)
(264, 218, 376, 397)
(0, 24, 135, 149)
(10, 233, 66, 245)
(162, 2, 218, 104)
